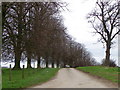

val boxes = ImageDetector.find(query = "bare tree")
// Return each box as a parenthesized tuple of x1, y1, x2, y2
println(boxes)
(87, 0, 120, 66)
(2, 2, 30, 69)
(2, 2, 98, 69)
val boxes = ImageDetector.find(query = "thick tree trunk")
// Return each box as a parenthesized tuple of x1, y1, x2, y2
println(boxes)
(51, 62, 54, 68)
(13, 50, 21, 70)
(37, 56, 40, 68)
(27, 57, 32, 68)
(105, 42, 111, 66)
(13, 4, 22, 70)
(46, 58, 49, 68)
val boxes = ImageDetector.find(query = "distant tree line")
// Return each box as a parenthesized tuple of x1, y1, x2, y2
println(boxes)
(2, 2, 98, 69)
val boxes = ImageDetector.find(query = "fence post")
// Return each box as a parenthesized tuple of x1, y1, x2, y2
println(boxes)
(22, 65, 25, 79)
(34, 61, 35, 68)
(9, 64, 12, 81)
(34, 62, 36, 73)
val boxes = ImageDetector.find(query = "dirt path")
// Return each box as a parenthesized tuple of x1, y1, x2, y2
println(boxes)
(31, 68, 117, 88)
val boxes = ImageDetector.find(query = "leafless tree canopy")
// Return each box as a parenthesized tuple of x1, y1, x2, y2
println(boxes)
(2, 2, 98, 69)
(87, 0, 120, 66)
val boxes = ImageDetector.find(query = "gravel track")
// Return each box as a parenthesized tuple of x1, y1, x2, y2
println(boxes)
(31, 68, 117, 88)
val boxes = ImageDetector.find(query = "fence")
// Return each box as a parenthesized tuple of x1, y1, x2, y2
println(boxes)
(9, 64, 25, 81)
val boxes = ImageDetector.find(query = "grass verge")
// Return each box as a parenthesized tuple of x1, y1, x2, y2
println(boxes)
(2, 68, 60, 88)
(76, 66, 119, 83)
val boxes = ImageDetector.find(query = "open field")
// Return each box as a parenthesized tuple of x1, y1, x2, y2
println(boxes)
(76, 66, 119, 83)
(2, 68, 59, 88)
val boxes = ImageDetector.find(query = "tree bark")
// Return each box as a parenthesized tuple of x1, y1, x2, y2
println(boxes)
(27, 56, 32, 68)
(105, 41, 111, 66)
(13, 4, 23, 70)
(13, 50, 21, 70)
(37, 56, 41, 68)
(46, 58, 49, 68)
(51, 62, 54, 68)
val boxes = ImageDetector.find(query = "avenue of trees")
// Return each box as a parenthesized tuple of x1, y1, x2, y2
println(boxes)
(87, 0, 120, 66)
(2, 2, 98, 69)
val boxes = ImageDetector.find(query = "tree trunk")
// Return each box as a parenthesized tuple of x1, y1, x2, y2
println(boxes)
(46, 59, 49, 68)
(37, 56, 40, 68)
(27, 57, 32, 68)
(13, 4, 22, 70)
(13, 50, 21, 70)
(51, 62, 54, 68)
(105, 42, 111, 66)
(63, 63, 66, 68)
(56, 61, 59, 68)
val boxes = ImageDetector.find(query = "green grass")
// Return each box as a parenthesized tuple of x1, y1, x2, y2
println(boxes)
(2, 68, 60, 88)
(76, 66, 119, 83)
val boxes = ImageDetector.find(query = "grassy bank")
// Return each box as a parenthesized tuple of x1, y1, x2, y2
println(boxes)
(76, 66, 119, 83)
(2, 68, 60, 88)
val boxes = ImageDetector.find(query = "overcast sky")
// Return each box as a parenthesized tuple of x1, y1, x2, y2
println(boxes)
(61, 0, 118, 64)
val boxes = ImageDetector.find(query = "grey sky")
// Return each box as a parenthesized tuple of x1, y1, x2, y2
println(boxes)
(61, 0, 118, 64)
